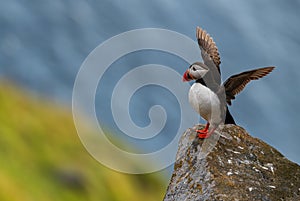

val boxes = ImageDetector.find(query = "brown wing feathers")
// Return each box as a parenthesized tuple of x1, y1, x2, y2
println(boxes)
(224, 66, 275, 105)
(196, 26, 275, 105)
(196, 27, 221, 73)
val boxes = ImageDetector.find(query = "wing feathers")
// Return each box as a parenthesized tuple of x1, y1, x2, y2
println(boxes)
(195, 26, 275, 106)
(224, 66, 275, 105)
(196, 27, 221, 73)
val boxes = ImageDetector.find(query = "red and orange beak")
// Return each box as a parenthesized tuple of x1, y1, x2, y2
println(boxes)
(182, 70, 192, 82)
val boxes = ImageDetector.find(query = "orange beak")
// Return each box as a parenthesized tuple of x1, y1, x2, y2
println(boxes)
(182, 70, 192, 82)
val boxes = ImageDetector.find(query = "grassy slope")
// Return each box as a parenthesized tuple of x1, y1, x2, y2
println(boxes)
(0, 81, 166, 201)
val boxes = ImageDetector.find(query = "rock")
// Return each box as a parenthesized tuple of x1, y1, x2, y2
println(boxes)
(54, 168, 86, 190)
(163, 124, 300, 201)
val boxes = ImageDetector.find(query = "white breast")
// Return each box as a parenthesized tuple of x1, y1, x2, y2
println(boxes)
(188, 83, 222, 125)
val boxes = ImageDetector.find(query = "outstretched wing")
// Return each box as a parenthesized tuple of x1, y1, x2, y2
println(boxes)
(196, 26, 221, 75)
(224, 66, 275, 105)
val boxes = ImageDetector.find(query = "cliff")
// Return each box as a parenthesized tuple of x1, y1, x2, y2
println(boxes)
(163, 124, 300, 201)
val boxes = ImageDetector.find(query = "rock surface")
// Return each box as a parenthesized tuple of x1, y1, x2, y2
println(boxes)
(163, 124, 300, 201)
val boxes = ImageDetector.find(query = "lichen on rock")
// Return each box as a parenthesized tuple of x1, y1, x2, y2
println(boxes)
(163, 124, 300, 201)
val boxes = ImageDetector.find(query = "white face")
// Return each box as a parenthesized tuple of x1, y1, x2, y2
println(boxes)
(188, 62, 209, 80)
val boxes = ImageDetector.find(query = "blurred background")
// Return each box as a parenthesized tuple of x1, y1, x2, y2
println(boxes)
(1, 0, 300, 200)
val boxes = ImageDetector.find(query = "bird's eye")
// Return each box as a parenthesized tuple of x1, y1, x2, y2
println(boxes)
(192, 67, 196, 71)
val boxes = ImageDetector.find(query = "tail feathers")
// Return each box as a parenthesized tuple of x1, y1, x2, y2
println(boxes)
(225, 107, 236, 124)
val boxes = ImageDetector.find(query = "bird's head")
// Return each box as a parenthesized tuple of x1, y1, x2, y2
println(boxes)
(182, 62, 209, 82)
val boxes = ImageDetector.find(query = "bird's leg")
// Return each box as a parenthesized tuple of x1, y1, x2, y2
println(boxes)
(198, 127, 216, 139)
(196, 122, 210, 134)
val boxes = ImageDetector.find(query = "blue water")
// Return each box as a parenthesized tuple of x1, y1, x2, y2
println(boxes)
(1, 0, 299, 165)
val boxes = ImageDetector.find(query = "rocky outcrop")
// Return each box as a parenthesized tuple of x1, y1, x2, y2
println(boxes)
(163, 124, 300, 201)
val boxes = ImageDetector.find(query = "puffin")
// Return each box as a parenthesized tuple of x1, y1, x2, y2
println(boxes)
(183, 26, 275, 138)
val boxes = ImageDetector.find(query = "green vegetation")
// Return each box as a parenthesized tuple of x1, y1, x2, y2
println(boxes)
(0, 81, 166, 201)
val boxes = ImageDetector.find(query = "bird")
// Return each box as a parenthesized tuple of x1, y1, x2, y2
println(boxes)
(182, 26, 275, 139)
